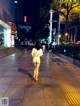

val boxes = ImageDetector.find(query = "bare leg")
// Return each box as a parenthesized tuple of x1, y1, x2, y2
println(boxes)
(35, 63, 40, 80)
(33, 63, 37, 79)
(33, 62, 40, 81)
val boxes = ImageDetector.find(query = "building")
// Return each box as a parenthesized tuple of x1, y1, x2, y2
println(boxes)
(0, 0, 15, 47)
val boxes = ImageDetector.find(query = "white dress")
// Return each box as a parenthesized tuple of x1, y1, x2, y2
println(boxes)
(31, 48, 43, 63)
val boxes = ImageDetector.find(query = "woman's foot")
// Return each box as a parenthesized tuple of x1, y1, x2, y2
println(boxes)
(32, 77, 35, 80)
(35, 78, 38, 81)
(32, 76, 38, 81)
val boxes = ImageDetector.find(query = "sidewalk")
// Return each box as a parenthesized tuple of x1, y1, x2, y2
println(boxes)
(0, 50, 80, 106)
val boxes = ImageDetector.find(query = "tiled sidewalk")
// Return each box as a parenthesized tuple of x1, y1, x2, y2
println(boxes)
(0, 50, 80, 106)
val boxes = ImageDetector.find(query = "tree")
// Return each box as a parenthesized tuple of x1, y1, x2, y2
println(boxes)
(70, 7, 80, 25)
(50, 0, 80, 30)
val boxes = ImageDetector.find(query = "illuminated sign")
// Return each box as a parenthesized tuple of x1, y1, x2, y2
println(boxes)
(24, 16, 28, 23)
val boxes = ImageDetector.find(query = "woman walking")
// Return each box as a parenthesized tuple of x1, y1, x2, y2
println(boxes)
(31, 43, 43, 81)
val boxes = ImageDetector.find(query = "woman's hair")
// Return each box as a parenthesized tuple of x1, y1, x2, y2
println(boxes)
(35, 42, 41, 50)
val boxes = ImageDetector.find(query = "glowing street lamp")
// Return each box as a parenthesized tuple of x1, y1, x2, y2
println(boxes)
(58, 34, 61, 38)
(65, 32, 69, 42)
(49, 9, 55, 44)
(14, 1, 18, 4)
(58, 34, 61, 45)
(14, 1, 18, 25)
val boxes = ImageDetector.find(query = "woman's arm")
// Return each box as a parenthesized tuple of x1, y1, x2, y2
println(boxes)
(39, 49, 43, 57)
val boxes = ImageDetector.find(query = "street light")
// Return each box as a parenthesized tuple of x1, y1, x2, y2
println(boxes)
(14, 1, 18, 25)
(58, 34, 61, 38)
(14, 0, 18, 4)
(65, 32, 69, 42)
(49, 9, 55, 44)
(58, 34, 61, 45)
(57, 0, 61, 45)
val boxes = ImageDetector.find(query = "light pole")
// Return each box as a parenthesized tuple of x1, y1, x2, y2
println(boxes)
(49, 9, 55, 44)
(14, 0, 18, 26)
(57, 0, 61, 45)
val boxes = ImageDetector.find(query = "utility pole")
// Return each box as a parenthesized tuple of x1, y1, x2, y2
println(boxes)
(57, 0, 61, 45)
(14, 0, 18, 26)
(49, 9, 54, 44)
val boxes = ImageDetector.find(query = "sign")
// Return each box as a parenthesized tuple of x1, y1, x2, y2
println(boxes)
(19, 25, 31, 33)
(24, 16, 28, 23)
(0, 97, 9, 106)
(19, 25, 31, 30)
(8, 22, 17, 36)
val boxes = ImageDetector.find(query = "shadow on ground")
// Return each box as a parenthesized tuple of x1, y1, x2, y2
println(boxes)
(18, 68, 33, 79)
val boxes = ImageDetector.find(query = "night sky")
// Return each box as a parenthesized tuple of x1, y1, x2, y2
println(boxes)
(22, 0, 40, 25)
(19, 0, 41, 41)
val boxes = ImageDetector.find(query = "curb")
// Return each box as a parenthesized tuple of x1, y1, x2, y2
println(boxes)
(57, 53, 80, 68)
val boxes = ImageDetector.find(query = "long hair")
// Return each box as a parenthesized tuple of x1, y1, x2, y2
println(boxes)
(35, 43, 41, 50)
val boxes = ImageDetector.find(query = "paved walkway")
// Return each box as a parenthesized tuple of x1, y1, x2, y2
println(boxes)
(0, 50, 80, 106)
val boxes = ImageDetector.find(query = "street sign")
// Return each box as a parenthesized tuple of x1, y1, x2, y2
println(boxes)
(18, 25, 31, 33)
(18, 25, 31, 30)
(18, 25, 26, 29)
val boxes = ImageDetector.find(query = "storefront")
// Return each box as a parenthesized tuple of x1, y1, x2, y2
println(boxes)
(0, 20, 14, 47)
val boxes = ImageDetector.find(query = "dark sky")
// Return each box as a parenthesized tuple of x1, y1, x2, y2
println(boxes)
(20, 0, 41, 40)
(23, 0, 39, 24)
(22, 0, 40, 24)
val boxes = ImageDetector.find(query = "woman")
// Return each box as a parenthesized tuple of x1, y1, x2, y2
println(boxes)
(31, 43, 43, 81)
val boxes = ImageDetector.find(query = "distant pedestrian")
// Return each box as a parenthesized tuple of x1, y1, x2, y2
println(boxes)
(31, 43, 43, 81)
(48, 43, 52, 52)
(42, 44, 46, 53)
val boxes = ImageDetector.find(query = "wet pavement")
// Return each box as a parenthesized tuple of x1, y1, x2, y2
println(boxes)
(0, 50, 80, 106)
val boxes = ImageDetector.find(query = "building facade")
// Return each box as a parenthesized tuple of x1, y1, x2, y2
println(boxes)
(0, 0, 15, 47)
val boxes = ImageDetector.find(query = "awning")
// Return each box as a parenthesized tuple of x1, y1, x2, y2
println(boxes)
(0, 20, 10, 29)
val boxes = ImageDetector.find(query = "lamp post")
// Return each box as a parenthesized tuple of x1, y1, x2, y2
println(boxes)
(14, 1, 18, 26)
(65, 32, 69, 42)
(49, 9, 55, 44)
(57, 0, 61, 45)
